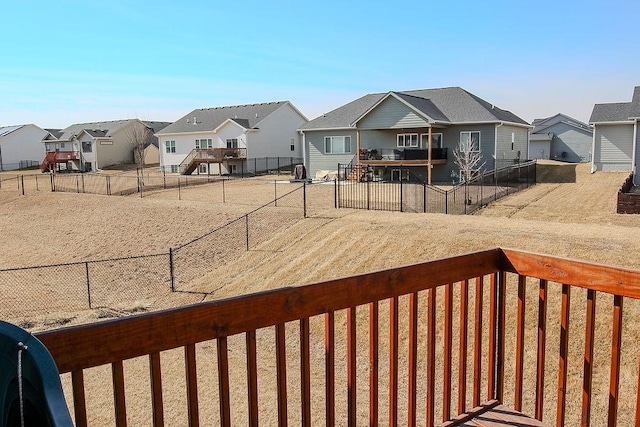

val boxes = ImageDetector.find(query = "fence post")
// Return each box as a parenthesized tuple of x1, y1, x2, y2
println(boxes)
(277, 157, 280, 173)
(169, 248, 175, 292)
(445, 191, 448, 214)
(507, 168, 510, 195)
(303, 181, 307, 218)
(334, 178, 338, 209)
(106, 175, 111, 196)
(222, 178, 226, 203)
(494, 170, 498, 201)
(85, 261, 92, 309)
(76, 175, 80, 193)
(464, 183, 468, 215)
(367, 176, 370, 210)
(163, 170, 166, 189)
(81, 174, 85, 193)
(245, 214, 249, 251)
(400, 168, 404, 212)
(50, 173, 55, 192)
(423, 181, 427, 213)
(178, 178, 181, 200)
(35, 175, 39, 191)
(21, 175, 25, 196)
(274, 180, 277, 207)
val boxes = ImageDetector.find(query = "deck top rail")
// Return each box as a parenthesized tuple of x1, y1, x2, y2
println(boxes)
(35, 248, 640, 427)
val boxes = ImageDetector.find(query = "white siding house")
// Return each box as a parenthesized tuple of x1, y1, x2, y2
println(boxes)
(156, 101, 308, 175)
(0, 124, 47, 171)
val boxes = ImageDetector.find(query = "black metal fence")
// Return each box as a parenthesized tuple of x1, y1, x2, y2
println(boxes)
(336, 160, 536, 215)
(159, 156, 302, 177)
(0, 184, 311, 325)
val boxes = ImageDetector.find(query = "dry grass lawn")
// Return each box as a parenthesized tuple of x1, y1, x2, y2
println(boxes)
(1, 162, 639, 425)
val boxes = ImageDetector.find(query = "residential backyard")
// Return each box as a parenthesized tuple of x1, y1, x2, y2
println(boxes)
(2, 161, 640, 425)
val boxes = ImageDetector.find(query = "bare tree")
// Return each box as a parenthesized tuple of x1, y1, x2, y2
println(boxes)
(125, 121, 153, 186)
(453, 136, 486, 206)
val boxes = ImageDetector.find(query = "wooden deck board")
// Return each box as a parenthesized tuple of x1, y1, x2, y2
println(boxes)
(438, 402, 548, 427)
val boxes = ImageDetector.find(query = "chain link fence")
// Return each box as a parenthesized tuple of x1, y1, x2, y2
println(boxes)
(0, 183, 317, 326)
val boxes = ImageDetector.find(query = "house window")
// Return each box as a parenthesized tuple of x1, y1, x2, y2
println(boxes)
(60, 143, 66, 149)
(82, 141, 92, 153)
(198, 164, 207, 173)
(460, 131, 481, 152)
(170, 165, 178, 173)
(420, 133, 443, 149)
(195, 138, 212, 149)
(45, 144, 51, 152)
(226, 138, 238, 148)
(290, 137, 295, 151)
(165, 140, 176, 153)
(324, 136, 351, 154)
(397, 133, 419, 148)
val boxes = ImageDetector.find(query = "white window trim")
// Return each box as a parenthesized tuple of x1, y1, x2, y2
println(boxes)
(165, 140, 176, 153)
(397, 133, 419, 148)
(324, 136, 351, 154)
(460, 131, 481, 152)
(196, 138, 212, 149)
(226, 138, 239, 148)
(420, 133, 443, 149)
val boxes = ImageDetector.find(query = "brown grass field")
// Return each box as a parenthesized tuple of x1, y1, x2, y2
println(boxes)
(2, 162, 640, 425)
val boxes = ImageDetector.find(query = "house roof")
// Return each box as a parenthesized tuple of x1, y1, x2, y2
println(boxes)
(531, 113, 591, 134)
(55, 119, 172, 142)
(58, 120, 137, 141)
(156, 101, 290, 135)
(590, 102, 633, 123)
(44, 129, 63, 139)
(0, 125, 24, 138)
(589, 86, 640, 123)
(300, 87, 528, 130)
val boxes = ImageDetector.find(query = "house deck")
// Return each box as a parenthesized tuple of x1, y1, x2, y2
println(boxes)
(34, 248, 640, 426)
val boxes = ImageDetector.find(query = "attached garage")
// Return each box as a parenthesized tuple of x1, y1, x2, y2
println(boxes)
(592, 124, 633, 171)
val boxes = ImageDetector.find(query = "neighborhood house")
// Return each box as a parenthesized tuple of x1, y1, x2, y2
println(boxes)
(528, 113, 592, 162)
(0, 124, 48, 171)
(156, 101, 308, 175)
(299, 87, 531, 184)
(590, 85, 640, 184)
(41, 119, 170, 172)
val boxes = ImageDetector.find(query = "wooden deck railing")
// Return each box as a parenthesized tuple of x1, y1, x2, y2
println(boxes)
(35, 248, 640, 426)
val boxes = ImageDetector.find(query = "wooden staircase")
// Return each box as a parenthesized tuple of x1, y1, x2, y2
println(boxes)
(40, 151, 78, 172)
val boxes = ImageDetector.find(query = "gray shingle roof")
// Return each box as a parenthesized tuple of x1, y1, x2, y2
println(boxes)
(589, 103, 632, 123)
(299, 93, 385, 130)
(156, 101, 289, 135)
(58, 120, 136, 141)
(301, 87, 528, 130)
(531, 113, 591, 134)
(44, 129, 63, 139)
(630, 86, 640, 118)
(589, 86, 640, 123)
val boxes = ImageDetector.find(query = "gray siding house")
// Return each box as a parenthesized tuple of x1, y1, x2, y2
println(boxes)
(299, 87, 530, 183)
(590, 86, 640, 184)
(529, 113, 592, 162)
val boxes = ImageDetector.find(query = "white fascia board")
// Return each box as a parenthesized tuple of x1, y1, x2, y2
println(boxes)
(297, 127, 354, 132)
(453, 120, 532, 129)
(589, 120, 635, 125)
(154, 131, 216, 138)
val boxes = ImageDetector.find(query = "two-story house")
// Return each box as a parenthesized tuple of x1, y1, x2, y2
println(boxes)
(156, 101, 308, 175)
(299, 87, 530, 184)
(41, 119, 170, 172)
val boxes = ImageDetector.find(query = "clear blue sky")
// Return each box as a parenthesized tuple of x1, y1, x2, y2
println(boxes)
(1, 0, 638, 128)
